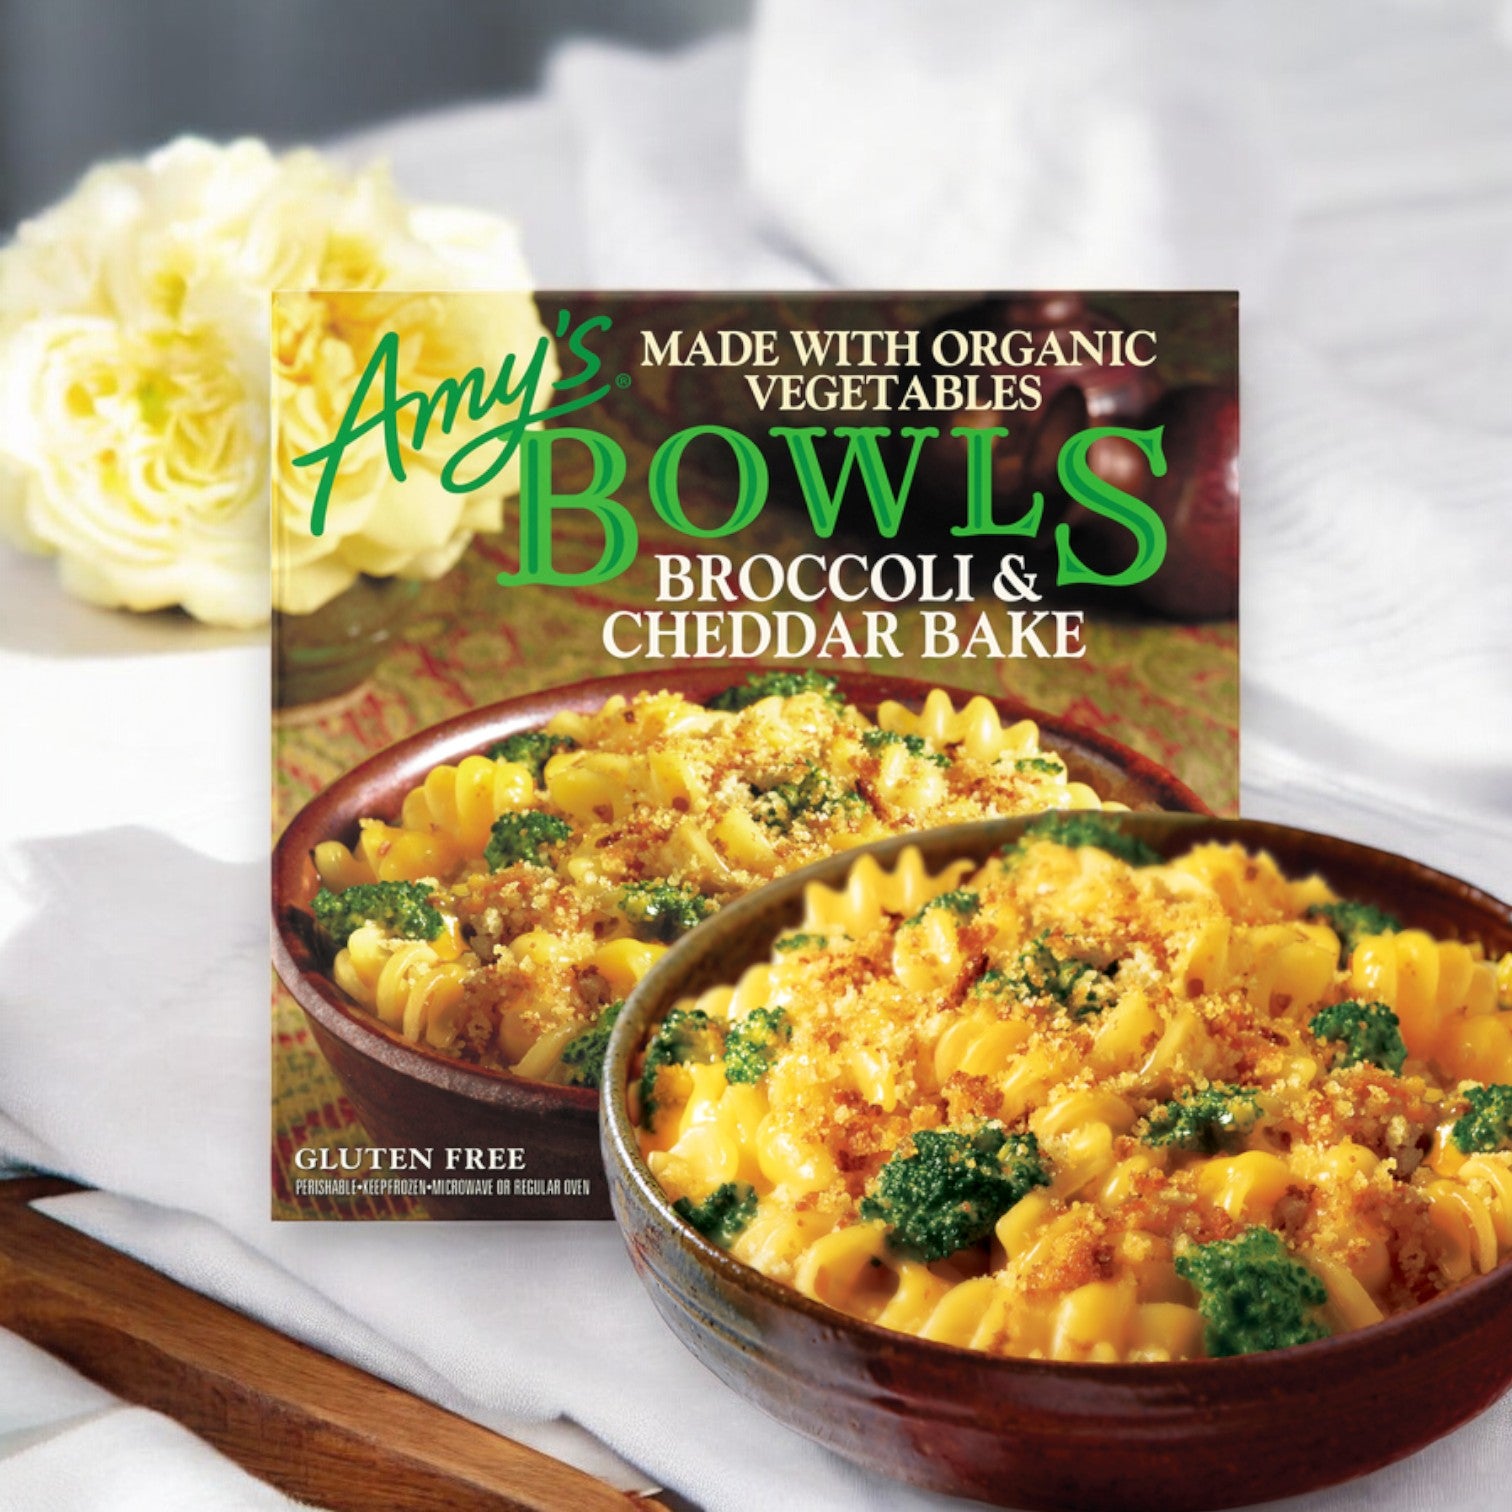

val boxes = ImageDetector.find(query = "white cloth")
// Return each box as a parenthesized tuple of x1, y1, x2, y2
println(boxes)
(3, 4, 1511, 1510)
(0, 1330, 310, 1509)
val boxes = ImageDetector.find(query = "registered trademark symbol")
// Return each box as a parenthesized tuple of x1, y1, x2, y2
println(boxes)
(615, 372, 632, 389)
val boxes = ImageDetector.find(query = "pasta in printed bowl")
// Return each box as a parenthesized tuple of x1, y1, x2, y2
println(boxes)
(273, 669, 1201, 1218)
(601, 814, 1512, 1508)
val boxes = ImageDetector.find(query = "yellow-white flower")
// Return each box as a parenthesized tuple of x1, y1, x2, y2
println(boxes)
(0, 316, 268, 624)
(0, 137, 548, 626)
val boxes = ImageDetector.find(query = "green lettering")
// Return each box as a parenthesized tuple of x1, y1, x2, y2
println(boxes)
(557, 312, 612, 390)
(648, 425, 767, 537)
(499, 429, 636, 587)
(773, 426, 936, 538)
(411, 368, 491, 451)
(949, 425, 1044, 538)
(293, 324, 606, 539)
(1054, 426, 1168, 587)
(441, 337, 557, 494)
(293, 330, 407, 537)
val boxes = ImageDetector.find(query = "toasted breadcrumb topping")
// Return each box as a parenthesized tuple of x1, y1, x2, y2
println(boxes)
(313, 684, 1119, 1077)
(636, 834, 1512, 1361)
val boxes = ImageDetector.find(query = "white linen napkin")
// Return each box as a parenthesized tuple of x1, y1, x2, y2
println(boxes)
(0, 1329, 311, 1510)
(3, 4, 1511, 1509)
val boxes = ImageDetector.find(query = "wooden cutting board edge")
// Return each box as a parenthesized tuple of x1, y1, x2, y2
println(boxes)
(0, 1177, 670, 1512)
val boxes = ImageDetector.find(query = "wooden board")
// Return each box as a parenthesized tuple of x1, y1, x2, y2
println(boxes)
(0, 1178, 667, 1511)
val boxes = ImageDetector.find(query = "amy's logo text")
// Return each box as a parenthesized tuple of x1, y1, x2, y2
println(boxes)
(294, 308, 611, 538)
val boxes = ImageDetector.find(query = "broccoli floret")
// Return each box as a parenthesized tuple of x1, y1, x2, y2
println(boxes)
(723, 1007, 790, 1084)
(986, 930, 1115, 1017)
(902, 889, 981, 928)
(1309, 999, 1407, 1074)
(311, 882, 444, 949)
(1305, 900, 1402, 965)
(1451, 1083, 1512, 1154)
(484, 730, 577, 783)
(619, 880, 714, 941)
(861, 728, 951, 768)
(672, 1182, 758, 1248)
(1144, 1086, 1264, 1153)
(559, 1001, 623, 1089)
(1006, 812, 1161, 868)
(639, 1007, 723, 1125)
(1175, 1227, 1330, 1358)
(859, 1123, 1049, 1261)
(484, 811, 572, 871)
(1014, 756, 1064, 776)
(752, 764, 864, 830)
(708, 670, 844, 712)
(774, 932, 837, 953)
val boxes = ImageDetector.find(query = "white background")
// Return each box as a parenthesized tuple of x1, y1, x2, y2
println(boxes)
(2, 4, 1511, 1509)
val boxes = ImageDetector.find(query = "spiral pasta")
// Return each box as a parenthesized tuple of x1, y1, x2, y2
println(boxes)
(633, 825, 1512, 1362)
(1348, 930, 1508, 1080)
(305, 675, 1121, 1080)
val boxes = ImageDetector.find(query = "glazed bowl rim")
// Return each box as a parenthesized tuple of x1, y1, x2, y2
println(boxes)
(271, 667, 1209, 1110)
(600, 811, 1512, 1384)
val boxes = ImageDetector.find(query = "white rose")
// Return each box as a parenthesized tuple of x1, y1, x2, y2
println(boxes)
(0, 137, 549, 627)
(0, 315, 268, 624)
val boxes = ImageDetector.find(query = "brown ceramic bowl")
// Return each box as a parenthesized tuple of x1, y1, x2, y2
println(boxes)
(273, 669, 1207, 1219)
(601, 815, 1512, 1509)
